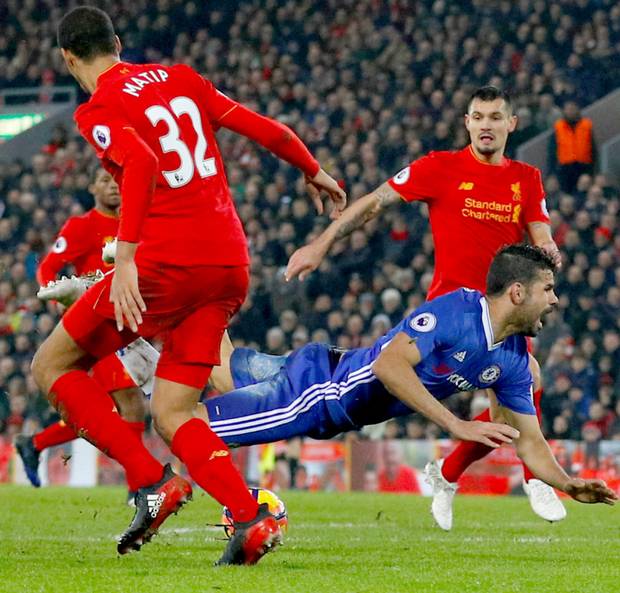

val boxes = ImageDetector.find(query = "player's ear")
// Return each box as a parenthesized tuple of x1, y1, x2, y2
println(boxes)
(114, 35, 122, 55)
(61, 48, 76, 69)
(464, 113, 471, 131)
(509, 282, 525, 304)
(508, 114, 517, 133)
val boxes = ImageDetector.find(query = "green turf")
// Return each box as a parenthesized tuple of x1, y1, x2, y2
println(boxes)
(0, 486, 617, 593)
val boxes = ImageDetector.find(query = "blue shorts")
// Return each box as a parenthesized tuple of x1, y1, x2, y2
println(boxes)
(206, 345, 346, 446)
(206, 346, 413, 447)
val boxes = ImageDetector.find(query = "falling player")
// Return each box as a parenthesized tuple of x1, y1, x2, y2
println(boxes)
(120, 245, 618, 510)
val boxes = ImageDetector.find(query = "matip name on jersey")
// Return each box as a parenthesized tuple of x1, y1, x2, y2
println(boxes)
(122, 70, 170, 97)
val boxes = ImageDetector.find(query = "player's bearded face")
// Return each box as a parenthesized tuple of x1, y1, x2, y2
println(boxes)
(465, 99, 517, 157)
(521, 271, 558, 336)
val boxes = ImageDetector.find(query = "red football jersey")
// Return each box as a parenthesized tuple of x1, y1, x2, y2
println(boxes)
(387, 146, 549, 300)
(74, 62, 249, 267)
(37, 209, 117, 285)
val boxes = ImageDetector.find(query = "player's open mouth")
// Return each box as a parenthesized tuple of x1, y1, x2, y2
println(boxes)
(479, 134, 494, 142)
(538, 307, 554, 326)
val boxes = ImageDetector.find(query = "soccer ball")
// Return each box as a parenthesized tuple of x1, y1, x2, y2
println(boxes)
(221, 487, 288, 538)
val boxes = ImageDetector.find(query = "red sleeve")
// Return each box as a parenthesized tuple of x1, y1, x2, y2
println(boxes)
(76, 103, 158, 243)
(199, 77, 319, 177)
(387, 153, 442, 203)
(36, 218, 89, 285)
(523, 167, 550, 225)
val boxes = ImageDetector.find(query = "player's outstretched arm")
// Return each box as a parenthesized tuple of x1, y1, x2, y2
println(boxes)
(372, 332, 520, 448)
(285, 182, 401, 281)
(502, 407, 617, 505)
(218, 103, 346, 217)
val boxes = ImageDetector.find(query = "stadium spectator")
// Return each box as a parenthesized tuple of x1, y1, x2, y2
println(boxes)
(549, 100, 595, 194)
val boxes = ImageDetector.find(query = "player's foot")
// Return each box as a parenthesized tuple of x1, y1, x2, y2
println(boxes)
(37, 271, 104, 305)
(14, 434, 41, 487)
(126, 490, 137, 508)
(523, 479, 567, 522)
(215, 503, 282, 566)
(117, 463, 192, 554)
(424, 459, 457, 531)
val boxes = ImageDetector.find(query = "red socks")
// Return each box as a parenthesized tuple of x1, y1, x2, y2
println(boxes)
(33, 421, 77, 451)
(441, 389, 544, 484)
(441, 407, 494, 483)
(125, 420, 146, 442)
(50, 370, 162, 491)
(171, 418, 259, 522)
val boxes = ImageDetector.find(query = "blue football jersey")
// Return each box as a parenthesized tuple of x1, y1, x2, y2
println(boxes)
(332, 288, 535, 418)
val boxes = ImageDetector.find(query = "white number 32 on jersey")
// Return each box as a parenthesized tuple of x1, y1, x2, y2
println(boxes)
(145, 96, 217, 188)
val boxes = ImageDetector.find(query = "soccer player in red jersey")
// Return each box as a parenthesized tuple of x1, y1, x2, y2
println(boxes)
(31, 6, 345, 563)
(286, 86, 565, 529)
(15, 169, 145, 497)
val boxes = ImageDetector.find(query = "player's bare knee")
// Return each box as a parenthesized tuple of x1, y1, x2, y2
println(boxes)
(31, 340, 60, 396)
(528, 354, 542, 392)
(30, 346, 48, 390)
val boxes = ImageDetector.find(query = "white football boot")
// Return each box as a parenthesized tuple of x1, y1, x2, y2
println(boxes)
(37, 270, 104, 306)
(116, 338, 160, 397)
(523, 479, 567, 522)
(424, 459, 458, 531)
(102, 238, 117, 263)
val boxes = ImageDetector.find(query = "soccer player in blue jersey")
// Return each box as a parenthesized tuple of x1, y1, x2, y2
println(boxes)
(203, 245, 616, 506)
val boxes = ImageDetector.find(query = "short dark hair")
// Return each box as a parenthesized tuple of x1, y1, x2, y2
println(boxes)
(57, 6, 117, 61)
(486, 244, 556, 297)
(467, 86, 513, 115)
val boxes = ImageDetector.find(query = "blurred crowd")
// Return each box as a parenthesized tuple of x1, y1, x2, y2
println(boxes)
(1, 0, 620, 448)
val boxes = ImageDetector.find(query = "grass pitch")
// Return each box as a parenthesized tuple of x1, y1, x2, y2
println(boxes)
(1, 486, 618, 593)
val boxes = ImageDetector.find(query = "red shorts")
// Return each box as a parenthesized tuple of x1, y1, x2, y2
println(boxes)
(91, 354, 136, 393)
(63, 262, 249, 389)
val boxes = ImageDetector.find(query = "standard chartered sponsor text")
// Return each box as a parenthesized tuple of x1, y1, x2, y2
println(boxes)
(462, 197, 514, 223)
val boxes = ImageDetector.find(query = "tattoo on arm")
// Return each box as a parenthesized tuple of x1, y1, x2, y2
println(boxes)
(333, 183, 402, 241)
(375, 183, 402, 209)
(334, 208, 373, 240)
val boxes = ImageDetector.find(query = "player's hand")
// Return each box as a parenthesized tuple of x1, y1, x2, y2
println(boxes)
(450, 419, 520, 448)
(539, 240, 562, 270)
(285, 241, 327, 282)
(110, 259, 146, 333)
(564, 478, 618, 505)
(305, 168, 347, 219)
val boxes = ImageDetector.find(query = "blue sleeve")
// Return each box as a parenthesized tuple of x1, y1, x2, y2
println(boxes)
(398, 297, 459, 359)
(493, 353, 536, 415)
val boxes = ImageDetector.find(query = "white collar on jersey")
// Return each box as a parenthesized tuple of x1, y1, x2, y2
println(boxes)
(480, 297, 504, 351)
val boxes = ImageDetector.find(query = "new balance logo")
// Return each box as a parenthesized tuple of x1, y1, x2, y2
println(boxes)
(453, 351, 467, 363)
(458, 182, 474, 190)
(147, 493, 166, 518)
(209, 449, 229, 460)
